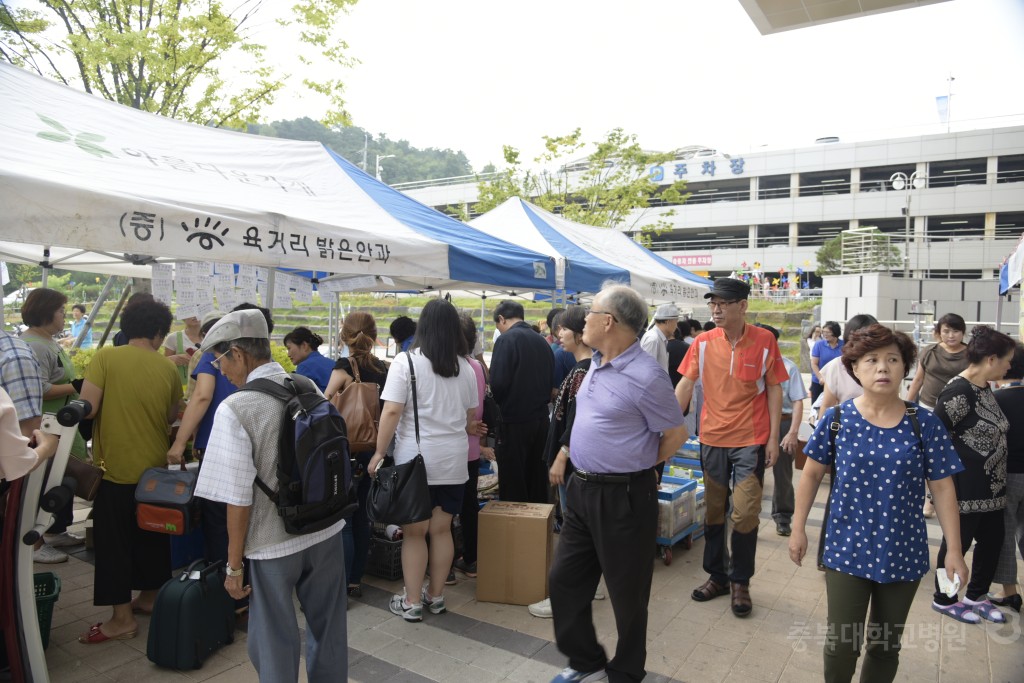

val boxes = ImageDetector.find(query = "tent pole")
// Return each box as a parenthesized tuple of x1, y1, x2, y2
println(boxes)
(996, 286, 1004, 335)
(265, 269, 276, 312)
(40, 247, 50, 287)
(74, 276, 116, 350)
(97, 281, 133, 348)
(328, 296, 335, 358)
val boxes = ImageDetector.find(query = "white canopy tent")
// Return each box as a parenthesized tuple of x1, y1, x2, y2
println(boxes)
(0, 63, 555, 294)
(469, 198, 711, 306)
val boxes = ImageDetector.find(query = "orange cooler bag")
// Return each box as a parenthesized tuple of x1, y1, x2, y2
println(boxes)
(135, 466, 200, 535)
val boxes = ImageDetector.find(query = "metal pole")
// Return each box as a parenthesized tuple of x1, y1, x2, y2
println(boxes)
(73, 275, 116, 349)
(904, 192, 911, 279)
(97, 282, 133, 348)
(41, 247, 50, 287)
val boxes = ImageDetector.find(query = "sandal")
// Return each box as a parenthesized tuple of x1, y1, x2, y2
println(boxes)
(730, 582, 752, 618)
(78, 622, 138, 644)
(691, 578, 729, 602)
(931, 601, 981, 624)
(963, 597, 1006, 623)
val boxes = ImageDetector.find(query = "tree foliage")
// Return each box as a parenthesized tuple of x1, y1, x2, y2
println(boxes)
(0, 0, 357, 128)
(472, 128, 690, 241)
(816, 229, 901, 275)
(257, 117, 472, 184)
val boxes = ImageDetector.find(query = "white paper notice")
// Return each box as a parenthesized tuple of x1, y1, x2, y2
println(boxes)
(152, 264, 173, 304)
(322, 275, 377, 292)
(273, 282, 293, 309)
(294, 280, 313, 304)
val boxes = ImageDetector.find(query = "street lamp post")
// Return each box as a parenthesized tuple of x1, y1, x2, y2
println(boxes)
(889, 171, 925, 277)
(375, 154, 396, 182)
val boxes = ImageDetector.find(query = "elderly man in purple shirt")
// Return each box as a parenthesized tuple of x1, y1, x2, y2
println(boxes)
(547, 284, 688, 683)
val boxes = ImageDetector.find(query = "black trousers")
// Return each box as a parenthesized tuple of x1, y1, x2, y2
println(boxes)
(460, 460, 481, 564)
(496, 416, 550, 503)
(934, 509, 1004, 604)
(549, 469, 658, 683)
(92, 480, 170, 606)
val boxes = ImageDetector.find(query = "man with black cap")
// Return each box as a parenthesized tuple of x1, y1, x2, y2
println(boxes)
(193, 309, 347, 682)
(640, 304, 678, 374)
(675, 277, 787, 618)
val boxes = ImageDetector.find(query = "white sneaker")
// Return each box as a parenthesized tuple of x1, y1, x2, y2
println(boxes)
(421, 589, 447, 615)
(33, 544, 69, 564)
(550, 666, 607, 683)
(44, 532, 84, 548)
(529, 597, 553, 618)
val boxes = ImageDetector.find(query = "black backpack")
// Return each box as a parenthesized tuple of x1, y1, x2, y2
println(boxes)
(242, 374, 356, 535)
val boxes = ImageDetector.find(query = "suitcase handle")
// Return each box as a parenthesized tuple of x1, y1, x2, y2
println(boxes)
(178, 558, 226, 582)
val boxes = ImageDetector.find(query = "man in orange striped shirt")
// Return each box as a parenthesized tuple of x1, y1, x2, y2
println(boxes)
(676, 278, 787, 618)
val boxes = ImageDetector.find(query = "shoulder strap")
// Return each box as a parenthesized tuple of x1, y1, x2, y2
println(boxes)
(241, 377, 295, 403)
(828, 403, 842, 463)
(348, 357, 362, 383)
(407, 353, 421, 452)
(903, 400, 923, 446)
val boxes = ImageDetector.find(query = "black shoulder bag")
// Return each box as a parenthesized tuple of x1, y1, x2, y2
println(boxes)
(366, 353, 432, 525)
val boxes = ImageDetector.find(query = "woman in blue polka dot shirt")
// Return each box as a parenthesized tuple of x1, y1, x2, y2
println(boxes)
(789, 324, 967, 683)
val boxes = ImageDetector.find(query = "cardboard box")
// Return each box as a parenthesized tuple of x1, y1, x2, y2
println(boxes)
(477, 501, 554, 606)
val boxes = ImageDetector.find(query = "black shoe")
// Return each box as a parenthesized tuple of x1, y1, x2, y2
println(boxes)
(990, 594, 1022, 612)
(776, 522, 791, 537)
(445, 569, 457, 586)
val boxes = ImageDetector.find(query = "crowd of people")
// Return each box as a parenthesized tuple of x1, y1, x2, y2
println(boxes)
(1, 280, 1022, 683)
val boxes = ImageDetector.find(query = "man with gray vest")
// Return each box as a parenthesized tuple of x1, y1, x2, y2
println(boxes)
(194, 309, 347, 683)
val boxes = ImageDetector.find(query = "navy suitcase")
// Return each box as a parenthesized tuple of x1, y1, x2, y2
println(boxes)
(147, 559, 235, 669)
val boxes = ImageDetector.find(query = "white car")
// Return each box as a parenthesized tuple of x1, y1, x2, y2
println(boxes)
(2, 287, 35, 306)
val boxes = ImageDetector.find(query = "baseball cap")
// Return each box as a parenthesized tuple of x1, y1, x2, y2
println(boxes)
(200, 309, 269, 353)
(653, 304, 680, 321)
(703, 278, 751, 301)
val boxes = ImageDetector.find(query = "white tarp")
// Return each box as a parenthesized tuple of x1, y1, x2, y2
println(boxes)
(469, 198, 711, 304)
(0, 64, 554, 291)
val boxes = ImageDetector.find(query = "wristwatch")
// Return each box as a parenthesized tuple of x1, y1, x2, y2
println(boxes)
(226, 563, 244, 577)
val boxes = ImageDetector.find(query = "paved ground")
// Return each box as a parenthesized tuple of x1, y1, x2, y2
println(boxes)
(32, 470, 1024, 683)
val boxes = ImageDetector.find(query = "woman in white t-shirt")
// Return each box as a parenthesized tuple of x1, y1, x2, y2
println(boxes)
(370, 299, 480, 623)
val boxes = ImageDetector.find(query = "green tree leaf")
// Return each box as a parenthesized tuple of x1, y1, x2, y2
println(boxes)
(474, 128, 689, 242)
(3, 2, 358, 128)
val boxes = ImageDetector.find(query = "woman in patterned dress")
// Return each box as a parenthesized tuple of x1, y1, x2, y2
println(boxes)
(932, 325, 1015, 624)
(790, 324, 966, 683)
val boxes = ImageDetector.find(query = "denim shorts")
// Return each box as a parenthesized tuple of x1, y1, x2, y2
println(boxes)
(429, 484, 465, 515)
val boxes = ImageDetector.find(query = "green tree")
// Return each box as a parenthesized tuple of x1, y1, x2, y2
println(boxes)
(473, 128, 690, 241)
(815, 229, 901, 275)
(259, 117, 472, 184)
(0, 0, 357, 128)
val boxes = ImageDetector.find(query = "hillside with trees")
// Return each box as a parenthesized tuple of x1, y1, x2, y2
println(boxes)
(256, 118, 472, 185)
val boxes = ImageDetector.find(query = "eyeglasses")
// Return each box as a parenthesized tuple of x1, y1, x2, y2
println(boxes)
(706, 300, 739, 311)
(585, 308, 619, 323)
(210, 349, 231, 371)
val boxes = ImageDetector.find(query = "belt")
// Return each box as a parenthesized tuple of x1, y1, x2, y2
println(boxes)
(574, 468, 651, 484)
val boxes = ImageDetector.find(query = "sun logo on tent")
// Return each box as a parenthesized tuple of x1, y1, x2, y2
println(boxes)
(181, 217, 229, 250)
(36, 114, 114, 158)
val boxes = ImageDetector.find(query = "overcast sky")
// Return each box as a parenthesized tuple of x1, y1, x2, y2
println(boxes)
(259, 0, 1024, 171)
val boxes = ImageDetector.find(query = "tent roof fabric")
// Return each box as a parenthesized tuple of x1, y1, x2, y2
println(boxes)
(0, 64, 554, 291)
(469, 198, 710, 304)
